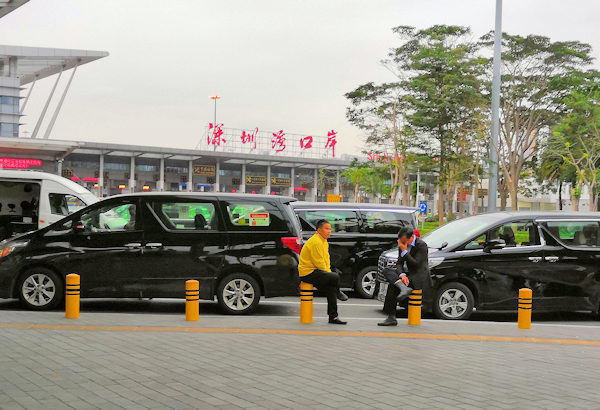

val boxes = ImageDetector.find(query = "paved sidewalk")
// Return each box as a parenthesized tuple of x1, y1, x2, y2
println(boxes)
(1, 309, 600, 409)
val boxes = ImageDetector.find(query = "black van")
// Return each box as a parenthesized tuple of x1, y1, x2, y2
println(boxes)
(378, 212, 600, 320)
(292, 202, 419, 298)
(0, 192, 302, 314)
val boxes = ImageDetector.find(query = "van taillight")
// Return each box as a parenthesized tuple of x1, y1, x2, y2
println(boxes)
(281, 237, 302, 254)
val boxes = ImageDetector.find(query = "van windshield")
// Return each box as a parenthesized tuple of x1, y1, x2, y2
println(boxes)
(423, 217, 493, 249)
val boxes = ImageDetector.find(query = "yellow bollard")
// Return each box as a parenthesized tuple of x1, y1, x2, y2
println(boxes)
(300, 282, 313, 324)
(518, 288, 532, 329)
(185, 280, 199, 321)
(65, 273, 80, 319)
(407, 289, 422, 326)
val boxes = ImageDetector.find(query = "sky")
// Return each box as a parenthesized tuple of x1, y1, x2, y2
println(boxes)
(2, 0, 600, 157)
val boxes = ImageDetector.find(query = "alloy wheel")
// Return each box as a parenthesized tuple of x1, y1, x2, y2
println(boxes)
(21, 273, 56, 307)
(438, 288, 469, 319)
(222, 279, 255, 311)
(361, 270, 377, 298)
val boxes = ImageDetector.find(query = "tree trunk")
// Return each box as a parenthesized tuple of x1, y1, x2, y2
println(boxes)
(586, 184, 597, 212)
(438, 184, 444, 225)
(558, 180, 563, 210)
(509, 184, 519, 211)
(499, 181, 508, 211)
(354, 183, 359, 203)
(571, 187, 580, 211)
(402, 170, 410, 206)
(458, 182, 465, 218)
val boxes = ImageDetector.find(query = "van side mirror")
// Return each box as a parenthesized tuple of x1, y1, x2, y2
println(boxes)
(483, 238, 505, 253)
(73, 221, 86, 233)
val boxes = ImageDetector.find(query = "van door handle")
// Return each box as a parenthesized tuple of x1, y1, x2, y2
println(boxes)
(545, 256, 559, 263)
(124, 242, 142, 249)
(145, 243, 163, 249)
(528, 257, 542, 263)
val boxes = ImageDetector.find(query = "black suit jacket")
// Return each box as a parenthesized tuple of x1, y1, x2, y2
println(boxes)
(397, 237, 432, 290)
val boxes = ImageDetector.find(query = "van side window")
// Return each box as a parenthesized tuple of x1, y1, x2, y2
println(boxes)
(361, 211, 412, 234)
(544, 221, 600, 248)
(153, 202, 218, 231)
(49, 194, 87, 216)
(223, 200, 287, 231)
(298, 210, 359, 233)
(80, 203, 137, 232)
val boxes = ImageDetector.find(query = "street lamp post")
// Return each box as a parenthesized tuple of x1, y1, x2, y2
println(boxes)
(488, 0, 503, 213)
(209, 95, 220, 126)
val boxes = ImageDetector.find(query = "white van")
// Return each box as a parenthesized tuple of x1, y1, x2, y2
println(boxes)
(0, 170, 98, 240)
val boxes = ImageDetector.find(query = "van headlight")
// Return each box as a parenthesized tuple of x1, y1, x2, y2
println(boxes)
(0, 240, 29, 259)
(428, 257, 445, 269)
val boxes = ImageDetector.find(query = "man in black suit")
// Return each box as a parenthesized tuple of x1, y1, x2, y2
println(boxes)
(378, 226, 432, 326)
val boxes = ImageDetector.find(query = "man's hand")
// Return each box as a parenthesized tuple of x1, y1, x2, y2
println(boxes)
(401, 275, 410, 286)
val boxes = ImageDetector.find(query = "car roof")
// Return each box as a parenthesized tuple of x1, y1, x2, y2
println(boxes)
(0, 169, 92, 195)
(104, 191, 297, 202)
(465, 211, 600, 223)
(292, 201, 418, 211)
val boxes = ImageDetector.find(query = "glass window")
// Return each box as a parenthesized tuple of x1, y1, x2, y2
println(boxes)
(463, 234, 487, 250)
(424, 216, 497, 250)
(362, 211, 413, 234)
(298, 210, 359, 233)
(153, 202, 218, 230)
(460, 220, 539, 250)
(49, 194, 88, 216)
(224, 200, 288, 231)
(80, 203, 137, 232)
(544, 221, 600, 248)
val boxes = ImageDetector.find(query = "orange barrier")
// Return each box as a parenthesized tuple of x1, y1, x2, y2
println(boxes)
(65, 273, 80, 319)
(300, 282, 314, 324)
(518, 288, 532, 329)
(407, 289, 422, 326)
(185, 280, 199, 321)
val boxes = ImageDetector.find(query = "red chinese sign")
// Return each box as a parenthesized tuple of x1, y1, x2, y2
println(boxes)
(300, 136, 313, 149)
(207, 123, 226, 146)
(0, 158, 42, 169)
(325, 130, 337, 157)
(271, 130, 286, 152)
(241, 128, 258, 150)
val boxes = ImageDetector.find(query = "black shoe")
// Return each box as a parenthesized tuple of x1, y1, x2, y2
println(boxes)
(337, 290, 349, 301)
(378, 315, 398, 326)
(328, 316, 347, 325)
(395, 281, 413, 302)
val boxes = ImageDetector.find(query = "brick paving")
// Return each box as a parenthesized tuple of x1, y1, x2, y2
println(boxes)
(0, 310, 599, 409)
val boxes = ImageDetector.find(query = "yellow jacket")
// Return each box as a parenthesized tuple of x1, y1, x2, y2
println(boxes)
(298, 233, 331, 277)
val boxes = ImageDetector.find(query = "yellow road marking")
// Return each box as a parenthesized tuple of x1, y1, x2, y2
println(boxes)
(1, 322, 599, 346)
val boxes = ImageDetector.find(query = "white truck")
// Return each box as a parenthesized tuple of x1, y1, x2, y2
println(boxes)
(0, 170, 98, 241)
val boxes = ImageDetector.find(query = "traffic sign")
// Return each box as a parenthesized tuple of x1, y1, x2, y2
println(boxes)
(419, 201, 427, 214)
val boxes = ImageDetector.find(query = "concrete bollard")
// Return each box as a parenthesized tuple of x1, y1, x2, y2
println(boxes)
(518, 288, 532, 329)
(300, 282, 314, 324)
(65, 273, 80, 319)
(407, 289, 422, 326)
(185, 280, 199, 321)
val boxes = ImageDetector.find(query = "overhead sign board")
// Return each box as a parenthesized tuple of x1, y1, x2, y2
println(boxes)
(270, 177, 291, 187)
(246, 176, 267, 186)
(193, 165, 216, 177)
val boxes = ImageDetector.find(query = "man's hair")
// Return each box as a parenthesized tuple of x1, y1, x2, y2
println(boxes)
(398, 226, 414, 239)
(316, 219, 330, 230)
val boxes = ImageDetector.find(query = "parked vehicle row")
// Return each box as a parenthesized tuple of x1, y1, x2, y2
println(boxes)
(378, 212, 600, 320)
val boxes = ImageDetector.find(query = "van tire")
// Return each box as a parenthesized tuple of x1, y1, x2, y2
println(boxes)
(433, 282, 474, 320)
(217, 273, 261, 315)
(355, 267, 378, 299)
(17, 268, 64, 311)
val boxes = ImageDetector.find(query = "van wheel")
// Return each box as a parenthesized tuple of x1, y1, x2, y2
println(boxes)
(217, 273, 261, 315)
(17, 268, 64, 311)
(355, 267, 378, 299)
(433, 282, 474, 320)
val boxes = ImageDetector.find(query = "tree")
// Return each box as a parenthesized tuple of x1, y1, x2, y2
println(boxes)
(341, 160, 371, 202)
(389, 25, 488, 224)
(548, 71, 600, 211)
(481, 33, 594, 210)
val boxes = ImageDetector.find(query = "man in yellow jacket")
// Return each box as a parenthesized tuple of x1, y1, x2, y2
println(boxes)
(298, 219, 348, 324)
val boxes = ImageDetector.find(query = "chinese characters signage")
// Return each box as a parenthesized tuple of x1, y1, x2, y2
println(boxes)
(246, 176, 267, 186)
(203, 125, 340, 159)
(0, 158, 42, 169)
(193, 165, 216, 176)
(270, 177, 291, 187)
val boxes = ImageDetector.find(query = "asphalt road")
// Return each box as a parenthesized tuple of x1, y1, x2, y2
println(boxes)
(1, 293, 598, 326)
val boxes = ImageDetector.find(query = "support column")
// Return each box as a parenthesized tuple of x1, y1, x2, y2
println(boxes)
(290, 166, 295, 197)
(313, 168, 318, 202)
(159, 158, 165, 191)
(32, 66, 63, 139)
(188, 160, 193, 192)
(57, 159, 63, 177)
(266, 163, 271, 195)
(99, 154, 104, 197)
(44, 64, 78, 139)
(129, 157, 136, 193)
(241, 163, 246, 193)
(215, 161, 220, 192)
(335, 169, 340, 196)
(8, 57, 17, 76)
